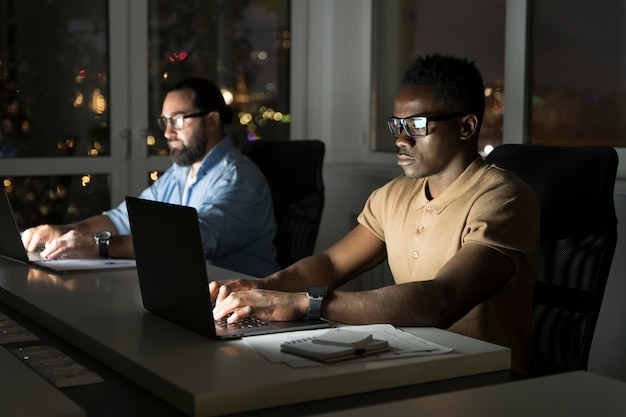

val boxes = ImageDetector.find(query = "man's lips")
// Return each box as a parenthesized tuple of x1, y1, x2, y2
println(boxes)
(397, 154, 415, 166)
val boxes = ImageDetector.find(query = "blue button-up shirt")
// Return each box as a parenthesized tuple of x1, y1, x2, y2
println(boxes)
(104, 138, 279, 277)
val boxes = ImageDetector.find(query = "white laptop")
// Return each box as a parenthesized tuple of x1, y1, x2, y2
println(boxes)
(0, 190, 136, 274)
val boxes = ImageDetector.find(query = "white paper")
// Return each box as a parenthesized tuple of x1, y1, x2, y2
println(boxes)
(243, 324, 453, 368)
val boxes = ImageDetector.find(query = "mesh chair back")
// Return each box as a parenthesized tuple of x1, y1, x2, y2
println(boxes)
(242, 140, 325, 269)
(486, 144, 618, 375)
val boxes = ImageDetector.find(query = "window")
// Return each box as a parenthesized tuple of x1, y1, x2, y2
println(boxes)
(0, 0, 111, 227)
(0, 0, 291, 228)
(372, 0, 506, 155)
(147, 0, 291, 155)
(529, 0, 626, 147)
(4, 175, 110, 226)
(0, 0, 110, 159)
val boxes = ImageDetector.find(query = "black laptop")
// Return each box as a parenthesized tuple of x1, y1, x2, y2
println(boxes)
(125, 196, 330, 339)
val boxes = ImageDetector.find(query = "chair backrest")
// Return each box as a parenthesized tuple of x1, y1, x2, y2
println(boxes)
(242, 139, 325, 269)
(486, 144, 618, 376)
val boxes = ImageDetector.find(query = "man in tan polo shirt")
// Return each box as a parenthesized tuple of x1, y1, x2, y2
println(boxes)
(210, 54, 540, 374)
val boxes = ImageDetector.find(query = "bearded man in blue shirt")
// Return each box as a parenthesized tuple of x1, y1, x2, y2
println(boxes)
(22, 78, 280, 277)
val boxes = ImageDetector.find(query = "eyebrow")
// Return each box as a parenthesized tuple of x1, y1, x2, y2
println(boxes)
(392, 112, 454, 118)
(160, 111, 194, 117)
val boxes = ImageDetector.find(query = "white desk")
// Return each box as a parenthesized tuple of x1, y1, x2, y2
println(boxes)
(0, 260, 511, 417)
(308, 371, 626, 417)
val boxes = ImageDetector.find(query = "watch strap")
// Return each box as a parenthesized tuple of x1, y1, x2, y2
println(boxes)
(307, 285, 327, 320)
(98, 238, 110, 257)
(94, 231, 112, 258)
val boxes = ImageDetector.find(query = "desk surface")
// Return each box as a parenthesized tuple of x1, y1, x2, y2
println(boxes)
(308, 371, 626, 417)
(0, 260, 510, 417)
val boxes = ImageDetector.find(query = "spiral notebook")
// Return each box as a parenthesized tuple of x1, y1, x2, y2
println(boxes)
(280, 329, 390, 362)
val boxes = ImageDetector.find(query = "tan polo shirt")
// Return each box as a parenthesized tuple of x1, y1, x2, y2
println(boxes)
(358, 157, 539, 373)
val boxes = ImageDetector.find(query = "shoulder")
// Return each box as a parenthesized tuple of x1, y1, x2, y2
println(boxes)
(467, 163, 540, 224)
(200, 139, 259, 175)
(221, 146, 265, 178)
(481, 163, 537, 201)
(211, 143, 271, 192)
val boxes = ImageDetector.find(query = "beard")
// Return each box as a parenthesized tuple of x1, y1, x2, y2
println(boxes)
(169, 126, 208, 166)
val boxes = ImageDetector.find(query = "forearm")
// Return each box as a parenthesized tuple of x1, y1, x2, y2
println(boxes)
(261, 230, 387, 292)
(323, 244, 516, 327)
(259, 256, 447, 326)
(106, 235, 134, 259)
(262, 253, 344, 292)
(68, 215, 134, 258)
(65, 214, 118, 236)
(322, 281, 452, 327)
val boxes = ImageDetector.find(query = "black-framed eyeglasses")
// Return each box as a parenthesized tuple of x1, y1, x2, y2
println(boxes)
(156, 111, 210, 131)
(386, 112, 468, 138)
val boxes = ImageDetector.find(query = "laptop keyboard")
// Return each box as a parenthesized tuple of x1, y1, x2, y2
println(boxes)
(215, 316, 270, 330)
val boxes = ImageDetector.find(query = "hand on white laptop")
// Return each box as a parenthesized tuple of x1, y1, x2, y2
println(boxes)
(23, 226, 96, 259)
(40, 230, 100, 259)
(21, 224, 67, 253)
(210, 279, 308, 324)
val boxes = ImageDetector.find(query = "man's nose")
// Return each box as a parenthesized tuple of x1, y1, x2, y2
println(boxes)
(395, 133, 414, 148)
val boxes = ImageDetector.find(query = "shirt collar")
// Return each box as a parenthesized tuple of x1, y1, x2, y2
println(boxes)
(414, 156, 488, 212)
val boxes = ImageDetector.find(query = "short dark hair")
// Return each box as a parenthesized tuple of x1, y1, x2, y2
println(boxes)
(170, 77, 234, 126)
(400, 54, 485, 121)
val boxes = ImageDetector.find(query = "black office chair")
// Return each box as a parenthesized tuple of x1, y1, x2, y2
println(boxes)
(486, 144, 618, 376)
(242, 139, 325, 269)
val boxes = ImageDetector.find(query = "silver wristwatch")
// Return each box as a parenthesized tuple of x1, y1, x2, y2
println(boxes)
(94, 230, 112, 257)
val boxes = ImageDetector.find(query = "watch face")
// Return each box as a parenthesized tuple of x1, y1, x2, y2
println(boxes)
(96, 230, 112, 240)
(307, 285, 327, 297)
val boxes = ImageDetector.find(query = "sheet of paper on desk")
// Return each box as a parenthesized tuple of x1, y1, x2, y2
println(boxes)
(243, 324, 453, 368)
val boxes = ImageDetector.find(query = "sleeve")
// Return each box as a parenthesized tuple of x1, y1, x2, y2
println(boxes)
(463, 176, 540, 271)
(102, 200, 131, 235)
(102, 166, 179, 235)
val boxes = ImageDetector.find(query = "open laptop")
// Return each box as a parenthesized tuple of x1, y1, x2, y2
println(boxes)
(0, 190, 136, 274)
(126, 196, 330, 339)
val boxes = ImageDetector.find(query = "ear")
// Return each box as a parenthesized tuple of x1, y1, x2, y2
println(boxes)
(206, 111, 221, 129)
(460, 114, 479, 141)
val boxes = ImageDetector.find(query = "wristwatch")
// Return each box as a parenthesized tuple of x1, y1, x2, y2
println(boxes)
(94, 230, 112, 257)
(306, 284, 327, 320)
